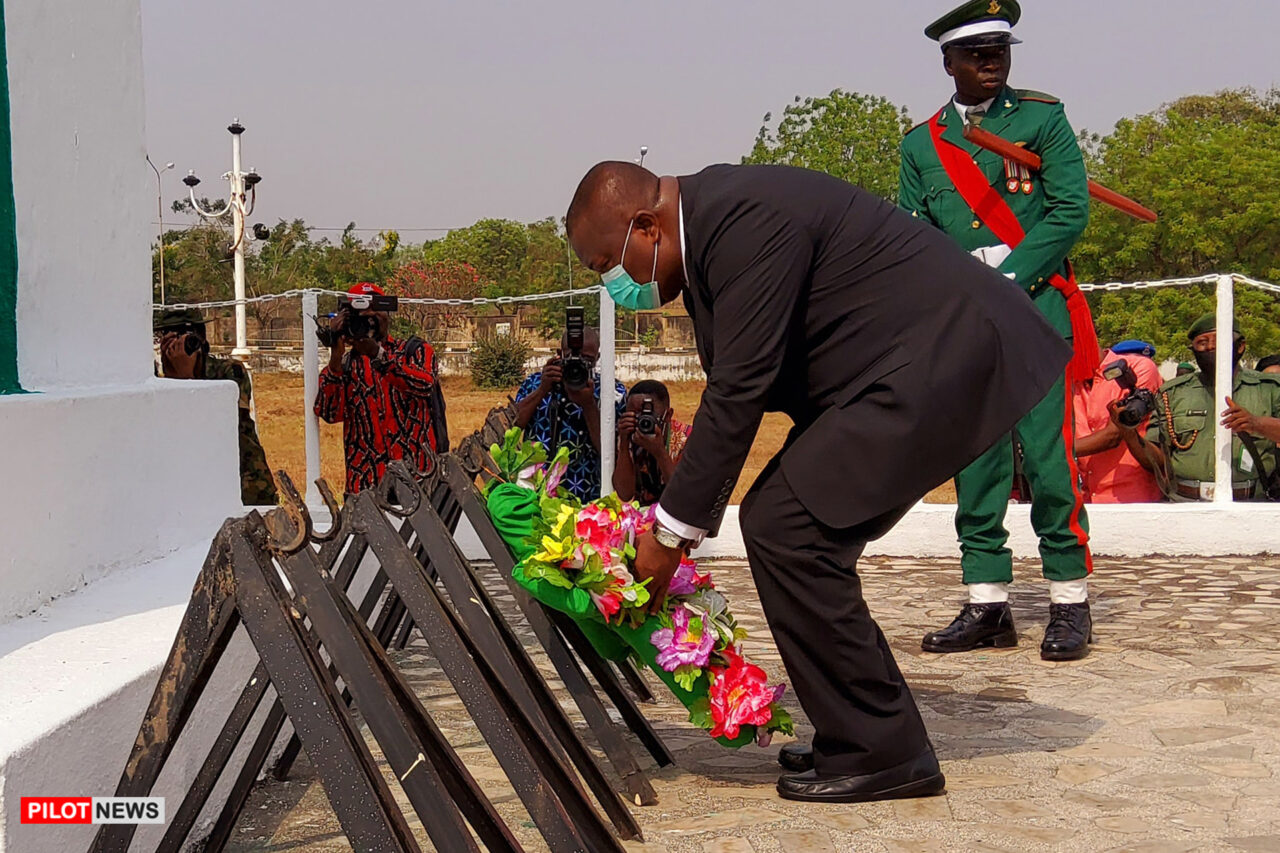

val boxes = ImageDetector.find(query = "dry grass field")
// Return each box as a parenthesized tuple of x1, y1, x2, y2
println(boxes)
(252, 372, 956, 504)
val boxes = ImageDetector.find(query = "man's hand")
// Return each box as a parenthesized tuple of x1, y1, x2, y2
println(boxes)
(160, 333, 199, 379)
(632, 427, 666, 459)
(1107, 399, 1138, 433)
(617, 412, 637, 443)
(352, 335, 381, 358)
(564, 379, 595, 409)
(1222, 397, 1259, 435)
(538, 359, 563, 393)
(634, 530, 684, 614)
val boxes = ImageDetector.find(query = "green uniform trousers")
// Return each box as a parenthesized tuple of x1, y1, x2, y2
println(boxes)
(955, 372, 1092, 584)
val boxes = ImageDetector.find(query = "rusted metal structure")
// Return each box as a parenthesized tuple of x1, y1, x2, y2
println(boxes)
(89, 404, 676, 852)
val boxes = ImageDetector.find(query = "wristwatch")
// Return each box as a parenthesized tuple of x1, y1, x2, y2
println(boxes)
(652, 521, 693, 551)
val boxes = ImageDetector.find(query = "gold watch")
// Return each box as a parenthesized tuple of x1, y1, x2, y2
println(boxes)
(652, 522, 692, 551)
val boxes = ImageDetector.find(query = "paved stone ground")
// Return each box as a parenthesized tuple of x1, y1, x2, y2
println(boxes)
(228, 556, 1280, 852)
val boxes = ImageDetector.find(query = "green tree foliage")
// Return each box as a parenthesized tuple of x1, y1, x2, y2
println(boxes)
(1075, 88, 1280, 360)
(471, 332, 532, 389)
(743, 89, 913, 201)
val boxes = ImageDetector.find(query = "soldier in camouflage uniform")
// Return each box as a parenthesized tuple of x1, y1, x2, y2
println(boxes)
(1116, 314, 1280, 501)
(154, 308, 279, 505)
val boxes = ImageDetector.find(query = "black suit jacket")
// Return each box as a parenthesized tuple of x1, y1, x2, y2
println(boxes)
(661, 164, 1071, 532)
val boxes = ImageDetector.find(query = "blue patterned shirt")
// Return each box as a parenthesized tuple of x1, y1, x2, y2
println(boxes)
(514, 371, 628, 502)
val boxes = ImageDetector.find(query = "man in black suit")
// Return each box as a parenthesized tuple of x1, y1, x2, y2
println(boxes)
(566, 161, 1070, 802)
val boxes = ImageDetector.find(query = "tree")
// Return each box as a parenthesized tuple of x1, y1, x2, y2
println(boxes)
(743, 89, 913, 201)
(422, 219, 530, 297)
(386, 259, 484, 344)
(1074, 88, 1280, 360)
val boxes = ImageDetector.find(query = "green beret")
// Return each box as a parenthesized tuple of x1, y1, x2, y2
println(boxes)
(1187, 313, 1242, 341)
(926, 0, 1022, 47)
(1176, 361, 1195, 372)
(153, 307, 206, 331)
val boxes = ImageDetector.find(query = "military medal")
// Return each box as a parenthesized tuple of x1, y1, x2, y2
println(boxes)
(1021, 163, 1033, 195)
(1005, 159, 1019, 193)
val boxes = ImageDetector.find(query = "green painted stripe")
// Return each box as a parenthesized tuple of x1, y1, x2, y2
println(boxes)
(0, 1, 19, 393)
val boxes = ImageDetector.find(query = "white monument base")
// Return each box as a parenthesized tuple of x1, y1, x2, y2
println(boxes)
(451, 501, 1280, 562)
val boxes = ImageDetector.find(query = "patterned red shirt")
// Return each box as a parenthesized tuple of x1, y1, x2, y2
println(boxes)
(315, 336, 437, 494)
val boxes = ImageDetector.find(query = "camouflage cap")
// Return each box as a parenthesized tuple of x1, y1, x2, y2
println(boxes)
(1187, 313, 1242, 342)
(153, 307, 206, 331)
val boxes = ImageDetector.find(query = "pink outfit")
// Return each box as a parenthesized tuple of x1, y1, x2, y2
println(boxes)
(1073, 350, 1164, 503)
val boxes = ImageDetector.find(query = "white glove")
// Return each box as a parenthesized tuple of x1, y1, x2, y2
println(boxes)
(970, 244, 1013, 268)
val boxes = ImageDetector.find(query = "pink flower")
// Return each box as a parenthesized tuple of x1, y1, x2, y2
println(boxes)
(707, 648, 776, 739)
(649, 607, 715, 671)
(590, 587, 623, 621)
(667, 558, 714, 597)
(543, 457, 567, 496)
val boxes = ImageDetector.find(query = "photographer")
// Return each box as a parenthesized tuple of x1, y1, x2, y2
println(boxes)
(513, 317, 627, 502)
(154, 308, 279, 506)
(1114, 315, 1280, 501)
(1072, 341, 1163, 503)
(314, 282, 440, 495)
(613, 380, 692, 504)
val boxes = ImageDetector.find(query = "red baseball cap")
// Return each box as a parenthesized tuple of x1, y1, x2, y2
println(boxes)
(347, 282, 384, 296)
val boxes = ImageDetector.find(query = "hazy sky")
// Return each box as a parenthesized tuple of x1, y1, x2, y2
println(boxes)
(142, 0, 1279, 239)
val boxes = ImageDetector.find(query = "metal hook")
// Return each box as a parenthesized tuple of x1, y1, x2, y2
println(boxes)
(375, 461, 422, 517)
(310, 478, 343, 543)
(265, 471, 312, 554)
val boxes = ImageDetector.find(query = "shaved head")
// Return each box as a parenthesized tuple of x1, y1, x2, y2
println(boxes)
(566, 161, 660, 244)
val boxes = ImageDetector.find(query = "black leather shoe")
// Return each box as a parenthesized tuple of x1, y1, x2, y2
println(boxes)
(1040, 602, 1092, 661)
(778, 743, 813, 773)
(777, 749, 945, 803)
(921, 602, 1018, 653)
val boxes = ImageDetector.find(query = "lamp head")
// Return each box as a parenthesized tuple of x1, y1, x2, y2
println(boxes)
(182, 170, 201, 188)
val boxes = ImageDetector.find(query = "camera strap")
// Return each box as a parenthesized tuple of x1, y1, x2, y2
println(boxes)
(1239, 434, 1280, 500)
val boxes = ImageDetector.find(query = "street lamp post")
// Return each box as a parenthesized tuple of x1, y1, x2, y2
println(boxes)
(638, 145, 649, 168)
(146, 155, 175, 304)
(183, 119, 261, 359)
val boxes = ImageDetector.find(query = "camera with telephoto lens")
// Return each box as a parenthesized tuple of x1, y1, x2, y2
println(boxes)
(1103, 359, 1156, 428)
(314, 293, 398, 347)
(561, 306, 590, 391)
(635, 398, 659, 437)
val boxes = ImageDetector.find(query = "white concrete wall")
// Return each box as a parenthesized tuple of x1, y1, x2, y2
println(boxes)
(0, 0, 240, 620)
(7, 0, 154, 389)
(0, 2, 251, 851)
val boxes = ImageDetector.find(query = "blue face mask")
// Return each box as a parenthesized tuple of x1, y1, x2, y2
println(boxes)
(600, 219, 662, 311)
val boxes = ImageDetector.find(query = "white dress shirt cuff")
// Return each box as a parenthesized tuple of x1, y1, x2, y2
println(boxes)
(654, 503, 708, 546)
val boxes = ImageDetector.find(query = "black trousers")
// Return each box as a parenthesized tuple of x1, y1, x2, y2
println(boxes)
(740, 454, 931, 775)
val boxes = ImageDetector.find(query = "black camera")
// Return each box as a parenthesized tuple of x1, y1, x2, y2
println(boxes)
(561, 306, 590, 391)
(1103, 359, 1156, 428)
(635, 398, 659, 437)
(314, 293, 398, 348)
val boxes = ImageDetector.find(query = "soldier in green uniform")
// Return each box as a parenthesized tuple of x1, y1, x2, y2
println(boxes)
(899, 0, 1096, 660)
(1116, 314, 1280, 501)
(154, 308, 279, 506)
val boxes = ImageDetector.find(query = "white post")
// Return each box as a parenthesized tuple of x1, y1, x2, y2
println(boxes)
(1214, 274, 1234, 504)
(302, 292, 322, 507)
(599, 290, 616, 497)
(230, 128, 250, 359)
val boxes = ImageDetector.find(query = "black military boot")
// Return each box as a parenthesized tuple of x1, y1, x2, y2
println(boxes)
(1040, 602, 1092, 661)
(921, 602, 1018, 653)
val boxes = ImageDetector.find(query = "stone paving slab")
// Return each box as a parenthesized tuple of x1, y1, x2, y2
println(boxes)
(227, 556, 1280, 852)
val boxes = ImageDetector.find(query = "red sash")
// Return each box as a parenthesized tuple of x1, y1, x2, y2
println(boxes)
(928, 111, 1100, 384)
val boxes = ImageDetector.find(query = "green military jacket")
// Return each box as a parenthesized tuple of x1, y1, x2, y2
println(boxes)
(203, 356, 279, 506)
(898, 86, 1091, 339)
(1147, 368, 1280, 493)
